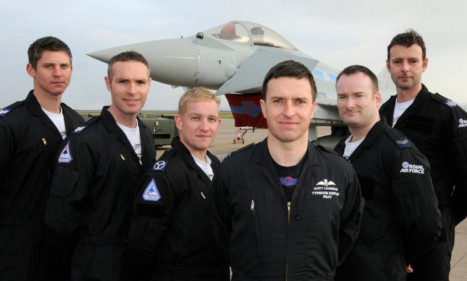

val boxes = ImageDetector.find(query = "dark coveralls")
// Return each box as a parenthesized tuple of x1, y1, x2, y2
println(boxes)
(380, 85, 467, 281)
(45, 107, 156, 281)
(0, 91, 84, 281)
(126, 137, 229, 281)
(334, 120, 441, 281)
(210, 139, 364, 281)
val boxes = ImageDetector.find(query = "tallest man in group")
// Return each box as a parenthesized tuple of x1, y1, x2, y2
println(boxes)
(380, 30, 467, 281)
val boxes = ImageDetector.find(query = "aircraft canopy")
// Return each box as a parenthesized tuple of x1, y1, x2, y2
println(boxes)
(205, 21, 297, 50)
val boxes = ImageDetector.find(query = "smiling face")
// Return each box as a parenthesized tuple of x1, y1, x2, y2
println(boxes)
(387, 44, 428, 92)
(260, 77, 317, 144)
(105, 60, 151, 125)
(175, 99, 221, 156)
(336, 72, 381, 130)
(27, 50, 72, 98)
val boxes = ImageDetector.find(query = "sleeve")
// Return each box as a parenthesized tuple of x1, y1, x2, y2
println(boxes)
(209, 167, 233, 265)
(44, 136, 94, 280)
(338, 166, 364, 265)
(391, 146, 442, 264)
(447, 107, 467, 225)
(0, 118, 12, 175)
(125, 171, 173, 280)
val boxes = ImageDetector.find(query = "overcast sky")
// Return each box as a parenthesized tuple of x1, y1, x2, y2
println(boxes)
(1, 0, 466, 111)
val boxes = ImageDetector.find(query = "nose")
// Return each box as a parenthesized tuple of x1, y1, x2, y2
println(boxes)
(200, 118, 210, 130)
(283, 101, 295, 118)
(127, 82, 138, 95)
(401, 61, 410, 72)
(345, 97, 355, 109)
(52, 66, 62, 76)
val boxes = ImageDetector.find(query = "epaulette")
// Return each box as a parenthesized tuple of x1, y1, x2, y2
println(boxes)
(223, 143, 255, 161)
(151, 160, 169, 172)
(314, 142, 337, 154)
(0, 101, 23, 117)
(150, 150, 176, 172)
(72, 116, 99, 134)
(385, 127, 412, 149)
(432, 93, 458, 109)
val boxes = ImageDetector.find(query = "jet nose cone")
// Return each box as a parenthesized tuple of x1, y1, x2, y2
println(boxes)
(87, 50, 114, 63)
(88, 38, 199, 86)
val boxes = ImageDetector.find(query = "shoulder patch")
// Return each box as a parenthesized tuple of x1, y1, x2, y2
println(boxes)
(223, 143, 255, 161)
(0, 108, 11, 117)
(385, 128, 413, 148)
(444, 99, 457, 109)
(142, 178, 161, 201)
(0, 101, 24, 117)
(152, 160, 168, 171)
(58, 141, 73, 163)
(432, 93, 458, 109)
(73, 125, 87, 134)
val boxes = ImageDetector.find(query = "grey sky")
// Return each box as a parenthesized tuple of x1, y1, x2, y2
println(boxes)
(1, 0, 466, 111)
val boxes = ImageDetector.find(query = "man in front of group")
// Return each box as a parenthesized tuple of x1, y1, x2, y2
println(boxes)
(45, 51, 156, 281)
(210, 60, 364, 280)
(126, 87, 229, 281)
(0, 36, 84, 281)
(334, 65, 441, 281)
(380, 30, 467, 281)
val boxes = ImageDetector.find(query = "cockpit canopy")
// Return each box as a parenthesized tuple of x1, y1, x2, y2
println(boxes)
(204, 21, 297, 50)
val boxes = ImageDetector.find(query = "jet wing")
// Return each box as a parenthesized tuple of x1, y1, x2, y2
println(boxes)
(216, 48, 319, 96)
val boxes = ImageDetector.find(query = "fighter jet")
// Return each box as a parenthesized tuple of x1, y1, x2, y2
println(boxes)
(89, 20, 393, 143)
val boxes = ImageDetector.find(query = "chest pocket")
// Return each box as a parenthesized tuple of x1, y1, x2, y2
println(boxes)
(357, 175, 375, 200)
(405, 115, 434, 135)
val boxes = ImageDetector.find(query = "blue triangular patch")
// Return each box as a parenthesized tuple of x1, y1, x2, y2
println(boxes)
(142, 178, 161, 202)
(58, 141, 73, 163)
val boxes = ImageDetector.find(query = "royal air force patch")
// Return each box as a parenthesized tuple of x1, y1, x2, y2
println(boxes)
(142, 178, 161, 202)
(58, 141, 73, 163)
(152, 161, 168, 171)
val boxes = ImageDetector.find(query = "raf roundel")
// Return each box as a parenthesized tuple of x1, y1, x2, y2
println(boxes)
(402, 161, 409, 169)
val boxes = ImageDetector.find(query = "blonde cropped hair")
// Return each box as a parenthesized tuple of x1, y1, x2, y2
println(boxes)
(178, 88, 220, 115)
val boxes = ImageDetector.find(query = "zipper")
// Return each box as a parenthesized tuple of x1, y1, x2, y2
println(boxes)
(251, 199, 262, 256)
(286, 201, 291, 281)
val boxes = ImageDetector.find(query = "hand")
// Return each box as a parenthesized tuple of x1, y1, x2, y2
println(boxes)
(406, 265, 413, 273)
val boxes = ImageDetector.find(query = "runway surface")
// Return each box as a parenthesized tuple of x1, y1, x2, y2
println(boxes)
(158, 118, 467, 280)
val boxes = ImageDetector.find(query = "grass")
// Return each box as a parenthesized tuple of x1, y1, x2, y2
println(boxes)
(77, 110, 233, 119)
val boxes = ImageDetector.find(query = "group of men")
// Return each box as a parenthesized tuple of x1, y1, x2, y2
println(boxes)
(0, 29, 465, 281)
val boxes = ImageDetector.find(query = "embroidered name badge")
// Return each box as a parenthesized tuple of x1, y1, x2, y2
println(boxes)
(312, 179, 340, 199)
(58, 141, 73, 163)
(152, 161, 168, 171)
(142, 178, 161, 202)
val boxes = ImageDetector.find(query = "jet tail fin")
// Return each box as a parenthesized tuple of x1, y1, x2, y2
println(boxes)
(225, 93, 268, 128)
(377, 66, 396, 102)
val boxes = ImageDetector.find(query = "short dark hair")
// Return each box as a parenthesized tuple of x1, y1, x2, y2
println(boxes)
(27, 36, 72, 69)
(336, 65, 379, 93)
(387, 29, 426, 61)
(262, 60, 317, 101)
(107, 51, 150, 81)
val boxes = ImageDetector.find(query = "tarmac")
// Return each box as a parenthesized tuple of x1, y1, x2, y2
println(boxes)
(159, 118, 467, 281)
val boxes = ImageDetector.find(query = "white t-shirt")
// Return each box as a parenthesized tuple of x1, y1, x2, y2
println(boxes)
(192, 154, 214, 180)
(117, 123, 142, 158)
(392, 99, 414, 127)
(343, 135, 365, 159)
(42, 107, 66, 139)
